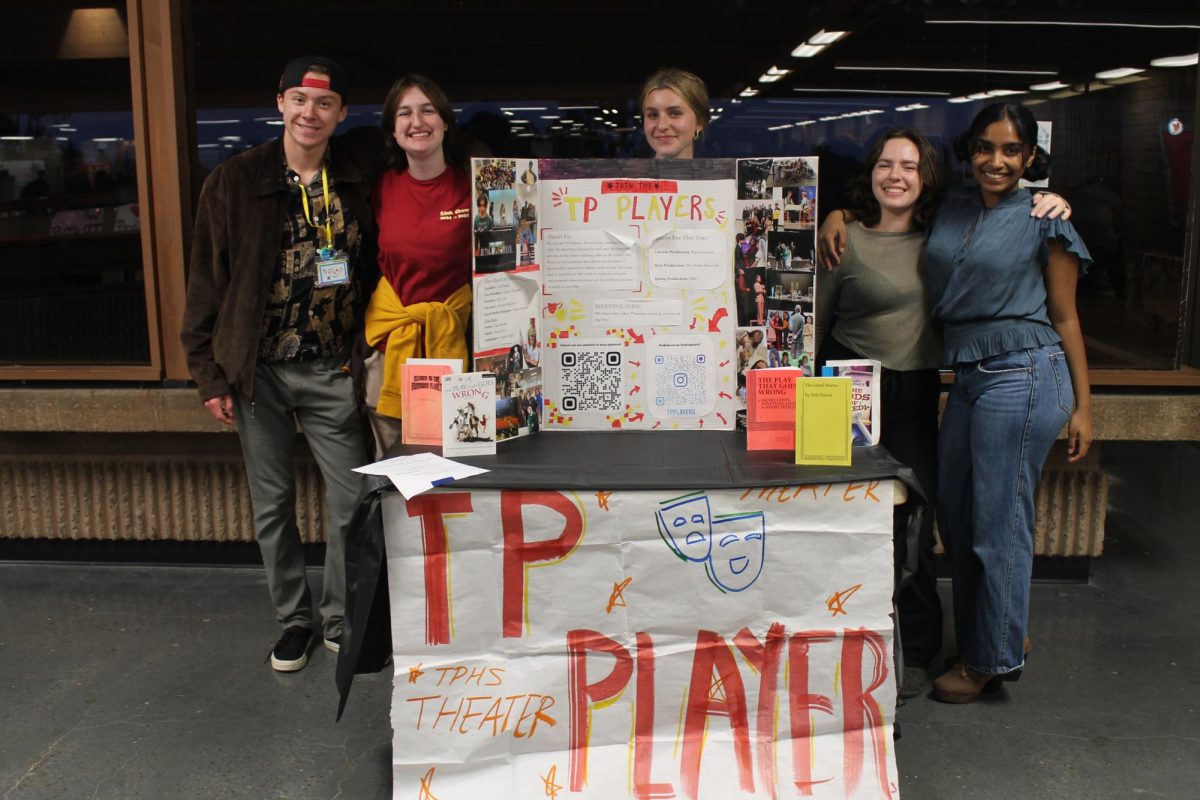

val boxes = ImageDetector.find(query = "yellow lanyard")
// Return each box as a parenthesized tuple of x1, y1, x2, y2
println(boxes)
(298, 164, 334, 253)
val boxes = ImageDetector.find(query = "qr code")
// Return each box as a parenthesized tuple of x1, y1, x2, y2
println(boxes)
(653, 353, 709, 408)
(560, 349, 622, 412)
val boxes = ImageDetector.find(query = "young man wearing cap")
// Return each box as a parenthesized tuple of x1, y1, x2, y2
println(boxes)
(181, 56, 386, 672)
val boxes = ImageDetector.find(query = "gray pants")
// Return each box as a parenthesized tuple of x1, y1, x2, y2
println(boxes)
(232, 357, 366, 639)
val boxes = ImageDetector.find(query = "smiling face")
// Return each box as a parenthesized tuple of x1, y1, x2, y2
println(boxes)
(706, 512, 765, 592)
(392, 86, 447, 165)
(643, 88, 702, 160)
(276, 72, 347, 153)
(656, 494, 713, 561)
(971, 118, 1034, 206)
(872, 136, 923, 221)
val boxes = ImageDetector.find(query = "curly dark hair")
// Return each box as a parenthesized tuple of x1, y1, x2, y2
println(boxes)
(952, 102, 1050, 183)
(380, 74, 466, 173)
(851, 128, 942, 231)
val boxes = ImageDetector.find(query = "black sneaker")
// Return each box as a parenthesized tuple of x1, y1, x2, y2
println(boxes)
(270, 626, 313, 672)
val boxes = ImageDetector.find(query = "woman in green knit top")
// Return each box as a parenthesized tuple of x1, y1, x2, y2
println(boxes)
(815, 128, 945, 699)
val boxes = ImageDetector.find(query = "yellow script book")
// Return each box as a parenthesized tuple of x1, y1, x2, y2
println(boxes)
(795, 377, 852, 466)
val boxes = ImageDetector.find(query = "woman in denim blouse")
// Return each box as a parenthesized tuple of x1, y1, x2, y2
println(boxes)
(927, 103, 1093, 703)
(818, 105, 1090, 704)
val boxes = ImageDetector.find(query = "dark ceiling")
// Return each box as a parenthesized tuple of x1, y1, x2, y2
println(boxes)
(186, 0, 1200, 106)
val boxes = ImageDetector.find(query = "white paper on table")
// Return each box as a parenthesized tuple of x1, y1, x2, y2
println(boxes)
(353, 452, 490, 500)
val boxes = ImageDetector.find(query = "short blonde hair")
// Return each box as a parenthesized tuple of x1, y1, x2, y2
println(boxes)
(639, 68, 711, 127)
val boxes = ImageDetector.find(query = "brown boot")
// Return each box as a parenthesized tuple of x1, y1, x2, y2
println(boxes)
(932, 664, 1001, 704)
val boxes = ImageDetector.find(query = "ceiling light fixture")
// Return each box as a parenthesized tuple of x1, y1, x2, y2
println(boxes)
(1095, 67, 1144, 80)
(791, 43, 825, 58)
(1029, 81, 1068, 91)
(809, 29, 849, 45)
(792, 87, 951, 96)
(759, 66, 793, 82)
(927, 19, 1200, 30)
(1150, 53, 1199, 68)
(837, 65, 1056, 76)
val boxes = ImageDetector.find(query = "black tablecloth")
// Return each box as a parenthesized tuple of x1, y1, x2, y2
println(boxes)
(336, 432, 926, 718)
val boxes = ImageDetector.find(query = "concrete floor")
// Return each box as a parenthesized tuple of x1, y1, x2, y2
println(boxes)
(1, 441, 1197, 799)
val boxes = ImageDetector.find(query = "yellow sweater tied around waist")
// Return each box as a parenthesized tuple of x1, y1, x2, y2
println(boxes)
(364, 278, 472, 419)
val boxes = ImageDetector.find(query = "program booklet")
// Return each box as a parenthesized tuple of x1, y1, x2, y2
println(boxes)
(823, 359, 882, 447)
(795, 376, 852, 466)
(441, 372, 497, 457)
(745, 367, 803, 450)
(400, 359, 463, 447)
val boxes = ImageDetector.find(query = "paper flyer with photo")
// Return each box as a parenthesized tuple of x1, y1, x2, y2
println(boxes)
(441, 372, 497, 457)
(825, 359, 883, 446)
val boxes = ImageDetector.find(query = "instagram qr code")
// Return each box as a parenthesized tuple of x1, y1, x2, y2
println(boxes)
(653, 352, 709, 409)
(560, 349, 623, 412)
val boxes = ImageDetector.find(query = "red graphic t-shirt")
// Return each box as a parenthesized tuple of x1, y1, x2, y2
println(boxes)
(373, 166, 471, 307)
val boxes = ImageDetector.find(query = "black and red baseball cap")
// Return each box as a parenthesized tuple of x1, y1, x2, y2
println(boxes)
(277, 55, 348, 103)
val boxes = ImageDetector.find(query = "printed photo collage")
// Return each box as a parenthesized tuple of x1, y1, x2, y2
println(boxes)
(471, 158, 543, 441)
(733, 157, 818, 410)
(472, 158, 539, 273)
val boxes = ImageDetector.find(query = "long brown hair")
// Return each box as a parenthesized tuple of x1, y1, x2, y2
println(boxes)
(380, 74, 465, 172)
(852, 128, 942, 231)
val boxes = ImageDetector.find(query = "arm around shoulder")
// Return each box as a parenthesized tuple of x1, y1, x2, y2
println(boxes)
(817, 209, 856, 270)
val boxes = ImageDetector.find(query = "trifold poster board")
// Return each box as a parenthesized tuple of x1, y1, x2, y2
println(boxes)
(384, 480, 899, 799)
(469, 157, 818, 436)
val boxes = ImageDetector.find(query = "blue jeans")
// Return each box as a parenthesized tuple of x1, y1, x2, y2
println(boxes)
(938, 344, 1073, 675)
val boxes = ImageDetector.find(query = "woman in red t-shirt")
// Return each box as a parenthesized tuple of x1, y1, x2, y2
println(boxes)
(363, 74, 473, 455)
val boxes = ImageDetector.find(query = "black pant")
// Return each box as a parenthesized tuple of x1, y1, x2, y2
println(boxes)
(818, 337, 943, 667)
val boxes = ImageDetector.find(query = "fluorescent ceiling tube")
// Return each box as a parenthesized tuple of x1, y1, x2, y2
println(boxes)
(791, 43, 825, 58)
(1095, 67, 1144, 80)
(1150, 54, 1198, 68)
(809, 29, 849, 45)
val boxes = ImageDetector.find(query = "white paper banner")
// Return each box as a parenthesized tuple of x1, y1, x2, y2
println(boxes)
(384, 480, 900, 799)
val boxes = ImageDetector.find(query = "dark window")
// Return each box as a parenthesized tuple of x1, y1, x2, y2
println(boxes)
(0, 4, 149, 365)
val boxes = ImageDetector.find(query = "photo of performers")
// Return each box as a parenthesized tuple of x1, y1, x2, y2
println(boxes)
(473, 158, 520, 273)
(734, 157, 818, 382)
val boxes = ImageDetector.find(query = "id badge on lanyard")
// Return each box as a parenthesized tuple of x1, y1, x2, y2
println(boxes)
(301, 165, 351, 288)
(315, 248, 350, 288)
